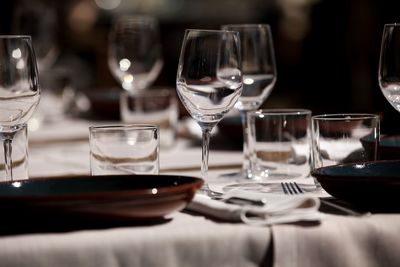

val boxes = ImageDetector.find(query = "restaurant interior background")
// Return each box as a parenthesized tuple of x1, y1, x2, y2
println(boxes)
(2, 0, 400, 136)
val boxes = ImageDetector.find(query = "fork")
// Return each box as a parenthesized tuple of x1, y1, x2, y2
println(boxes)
(281, 182, 370, 217)
(281, 182, 303, 195)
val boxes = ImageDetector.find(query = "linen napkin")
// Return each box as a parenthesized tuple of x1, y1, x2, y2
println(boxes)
(186, 190, 322, 226)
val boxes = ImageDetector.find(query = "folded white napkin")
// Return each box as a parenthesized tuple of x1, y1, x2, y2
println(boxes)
(186, 190, 322, 226)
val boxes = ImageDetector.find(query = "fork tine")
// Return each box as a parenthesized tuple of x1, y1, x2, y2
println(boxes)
(281, 182, 287, 194)
(281, 182, 290, 194)
(289, 182, 304, 194)
(282, 182, 304, 195)
(288, 182, 298, 194)
(284, 182, 294, 194)
(287, 183, 295, 194)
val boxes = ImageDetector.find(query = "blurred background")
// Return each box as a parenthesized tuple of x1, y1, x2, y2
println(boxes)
(2, 0, 400, 134)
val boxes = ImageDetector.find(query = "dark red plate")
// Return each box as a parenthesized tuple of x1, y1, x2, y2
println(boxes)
(0, 174, 203, 220)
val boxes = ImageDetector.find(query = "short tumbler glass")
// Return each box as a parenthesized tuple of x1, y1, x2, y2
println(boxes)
(311, 114, 380, 167)
(248, 109, 312, 180)
(311, 114, 380, 187)
(89, 124, 159, 175)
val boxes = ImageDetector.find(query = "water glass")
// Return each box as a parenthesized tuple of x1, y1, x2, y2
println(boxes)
(89, 124, 159, 175)
(120, 89, 178, 148)
(311, 114, 380, 169)
(248, 109, 312, 180)
(221, 24, 277, 179)
(0, 124, 28, 181)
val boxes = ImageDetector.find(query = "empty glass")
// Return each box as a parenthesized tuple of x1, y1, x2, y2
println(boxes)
(311, 114, 380, 187)
(248, 109, 312, 180)
(176, 29, 242, 193)
(221, 24, 277, 179)
(108, 16, 163, 92)
(89, 124, 159, 175)
(0, 36, 40, 181)
(12, 1, 59, 71)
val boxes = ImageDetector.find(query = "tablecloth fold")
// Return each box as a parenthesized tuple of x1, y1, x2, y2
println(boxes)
(186, 192, 322, 226)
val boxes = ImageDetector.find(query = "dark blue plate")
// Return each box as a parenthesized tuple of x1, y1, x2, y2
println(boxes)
(312, 160, 400, 209)
(362, 135, 400, 160)
(378, 135, 400, 160)
(0, 174, 203, 220)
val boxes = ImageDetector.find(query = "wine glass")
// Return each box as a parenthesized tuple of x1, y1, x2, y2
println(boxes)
(176, 29, 243, 193)
(108, 16, 163, 92)
(12, 0, 59, 71)
(379, 23, 400, 113)
(221, 24, 277, 179)
(12, 2, 62, 130)
(0, 36, 40, 181)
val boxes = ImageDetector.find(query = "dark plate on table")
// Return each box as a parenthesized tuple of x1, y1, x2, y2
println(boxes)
(312, 160, 400, 211)
(378, 135, 400, 159)
(0, 174, 203, 231)
(362, 134, 400, 160)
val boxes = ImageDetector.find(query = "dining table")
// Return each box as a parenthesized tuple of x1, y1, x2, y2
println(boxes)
(0, 117, 400, 267)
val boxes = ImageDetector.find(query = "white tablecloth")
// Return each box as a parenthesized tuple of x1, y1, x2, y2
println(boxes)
(0, 212, 271, 267)
(0, 118, 399, 267)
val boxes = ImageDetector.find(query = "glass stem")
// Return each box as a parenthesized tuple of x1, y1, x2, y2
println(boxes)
(240, 110, 251, 177)
(201, 128, 211, 181)
(3, 138, 13, 182)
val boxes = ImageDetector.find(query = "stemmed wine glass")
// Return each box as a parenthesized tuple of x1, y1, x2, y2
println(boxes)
(0, 36, 40, 181)
(108, 16, 163, 92)
(221, 24, 277, 179)
(379, 23, 400, 113)
(12, 1, 59, 71)
(176, 29, 243, 193)
(12, 2, 61, 130)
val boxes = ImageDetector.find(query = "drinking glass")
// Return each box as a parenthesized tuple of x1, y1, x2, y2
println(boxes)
(12, 1, 59, 71)
(0, 36, 40, 181)
(12, 3, 63, 132)
(176, 29, 243, 193)
(221, 24, 277, 179)
(249, 109, 312, 180)
(89, 124, 159, 175)
(108, 16, 163, 92)
(311, 114, 380, 189)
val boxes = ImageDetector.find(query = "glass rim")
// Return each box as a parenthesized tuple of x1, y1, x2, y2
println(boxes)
(184, 29, 239, 35)
(89, 124, 158, 132)
(221, 24, 271, 30)
(311, 113, 379, 121)
(250, 108, 312, 116)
